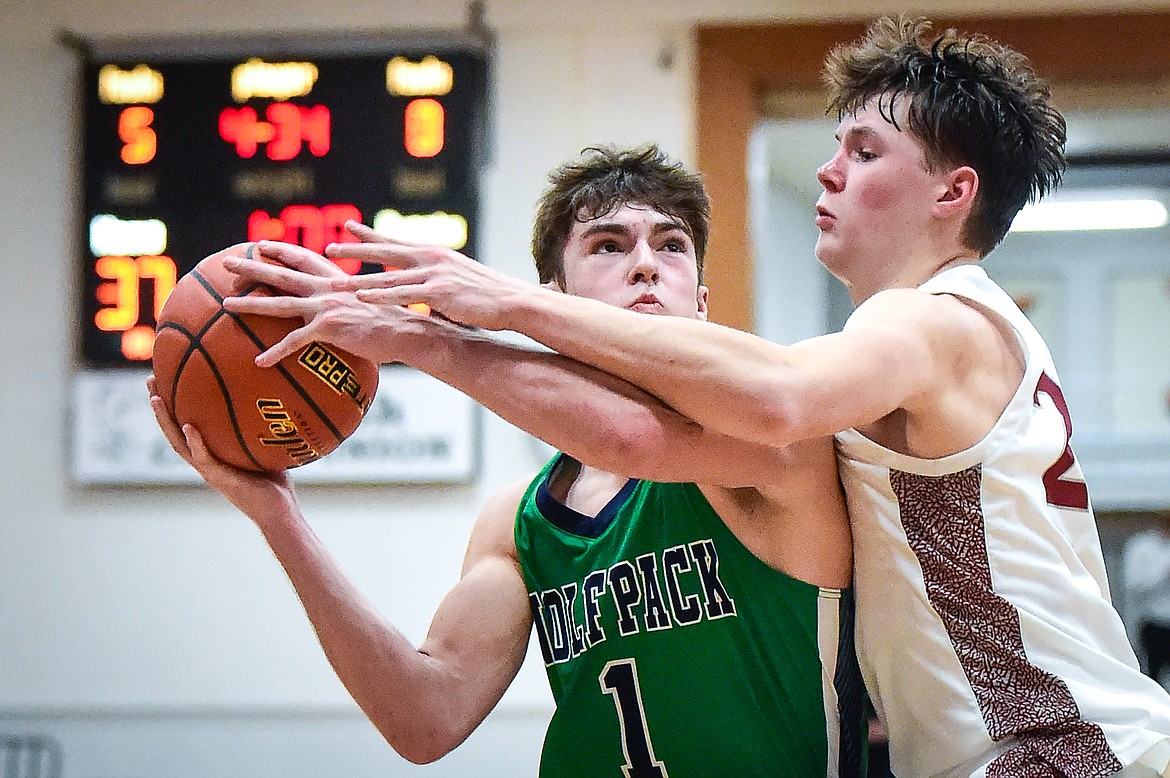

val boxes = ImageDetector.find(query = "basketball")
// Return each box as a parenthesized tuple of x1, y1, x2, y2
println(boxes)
(152, 242, 379, 472)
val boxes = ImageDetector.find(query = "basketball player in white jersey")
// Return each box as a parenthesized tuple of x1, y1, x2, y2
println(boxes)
(214, 16, 1170, 777)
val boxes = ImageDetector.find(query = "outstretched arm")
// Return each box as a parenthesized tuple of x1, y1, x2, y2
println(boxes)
(148, 378, 532, 764)
(221, 241, 799, 486)
(325, 229, 940, 447)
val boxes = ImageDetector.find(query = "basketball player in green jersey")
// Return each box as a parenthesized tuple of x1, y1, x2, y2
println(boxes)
(150, 145, 863, 775)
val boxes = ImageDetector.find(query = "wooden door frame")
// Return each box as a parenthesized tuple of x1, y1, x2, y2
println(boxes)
(696, 12, 1170, 330)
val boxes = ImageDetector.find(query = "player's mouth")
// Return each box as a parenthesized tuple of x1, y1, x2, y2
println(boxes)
(628, 293, 663, 312)
(815, 205, 835, 230)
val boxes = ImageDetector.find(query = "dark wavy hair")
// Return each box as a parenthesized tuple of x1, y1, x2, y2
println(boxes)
(823, 16, 1067, 255)
(531, 144, 710, 286)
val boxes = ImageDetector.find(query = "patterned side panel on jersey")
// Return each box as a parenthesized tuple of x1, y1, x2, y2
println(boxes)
(985, 722, 1122, 778)
(890, 466, 1123, 777)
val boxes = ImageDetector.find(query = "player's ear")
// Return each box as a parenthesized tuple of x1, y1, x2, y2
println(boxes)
(696, 284, 710, 321)
(937, 166, 978, 215)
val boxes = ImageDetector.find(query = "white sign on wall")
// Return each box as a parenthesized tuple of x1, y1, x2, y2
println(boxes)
(71, 366, 479, 485)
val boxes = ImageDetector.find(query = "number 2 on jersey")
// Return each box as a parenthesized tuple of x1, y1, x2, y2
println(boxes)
(599, 658, 669, 777)
(1034, 372, 1089, 511)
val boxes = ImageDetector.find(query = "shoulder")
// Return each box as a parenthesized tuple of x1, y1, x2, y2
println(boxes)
(848, 286, 984, 341)
(464, 476, 537, 570)
(848, 286, 1010, 381)
(851, 282, 1026, 455)
(481, 475, 536, 517)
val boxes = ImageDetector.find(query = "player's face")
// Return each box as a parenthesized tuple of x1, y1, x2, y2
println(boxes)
(558, 203, 708, 320)
(814, 100, 950, 284)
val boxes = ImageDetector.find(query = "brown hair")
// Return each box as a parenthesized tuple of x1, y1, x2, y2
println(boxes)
(531, 144, 710, 286)
(823, 16, 1067, 255)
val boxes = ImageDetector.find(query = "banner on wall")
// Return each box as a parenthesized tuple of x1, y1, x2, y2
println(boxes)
(71, 366, 479, 485)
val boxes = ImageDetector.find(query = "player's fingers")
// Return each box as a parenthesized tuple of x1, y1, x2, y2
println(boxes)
(330, 267, 430, 291)
(180, 423, 217, 467)
(223, 294, 316, 320)
(343, 220, 389, 244)
(354, 286, 427, 306)
(223, 256, 331, 297)
(180, 424, 245, 479)
(255, 240, 347, 279)
(149, 395, 193, 460)
(342, 219, 429, 247)
(325, 239, 438, 269)
(254, 327, 317, 368)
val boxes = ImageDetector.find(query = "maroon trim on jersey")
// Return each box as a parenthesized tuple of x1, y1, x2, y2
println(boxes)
(890, 466, 1123, 777)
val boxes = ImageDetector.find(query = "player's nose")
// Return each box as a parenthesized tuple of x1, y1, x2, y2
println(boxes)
(627, 241, 660, 284)
(816, 156, 844, 193)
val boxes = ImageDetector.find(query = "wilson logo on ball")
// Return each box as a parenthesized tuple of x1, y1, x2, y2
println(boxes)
(256, 398, 321, 465)
(297, 342, 374, 409)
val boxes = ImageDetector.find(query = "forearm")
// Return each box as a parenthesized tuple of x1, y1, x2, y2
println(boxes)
(328, 242, 807, 445)
(402, 318, 714, 479)
(255, 510, 483, 763)
(153, 374, 507, 761)
(496, 288, 806, 447)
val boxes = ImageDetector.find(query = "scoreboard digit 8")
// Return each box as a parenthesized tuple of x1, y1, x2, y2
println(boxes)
(78, 36, 488, 367)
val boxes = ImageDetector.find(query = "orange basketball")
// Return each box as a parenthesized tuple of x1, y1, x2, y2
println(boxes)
(152, 243, 379, 472)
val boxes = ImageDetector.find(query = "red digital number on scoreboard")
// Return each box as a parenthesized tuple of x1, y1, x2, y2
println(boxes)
(219, 103, 331, 161)
(93, 254, 178, 360)
(118, 106, 158, 165)
(247, 204, 363, 272)
(404, 98, 444, 158)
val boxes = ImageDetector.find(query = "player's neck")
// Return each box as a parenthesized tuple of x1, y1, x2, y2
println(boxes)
(548, 458, 633, 517)
(848, 249, 980, 304)
(929, 252, 981, 279)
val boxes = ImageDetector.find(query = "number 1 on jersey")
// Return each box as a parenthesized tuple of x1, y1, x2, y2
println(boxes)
(599, 658, 669, 778)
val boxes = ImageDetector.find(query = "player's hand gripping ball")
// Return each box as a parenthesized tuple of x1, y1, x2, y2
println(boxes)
(152, 243, 379, 472)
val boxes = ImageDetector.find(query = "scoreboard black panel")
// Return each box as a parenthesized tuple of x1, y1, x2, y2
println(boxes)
(78, 38, 488, 367)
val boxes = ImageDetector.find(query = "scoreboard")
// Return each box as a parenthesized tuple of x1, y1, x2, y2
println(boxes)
(69, 34, 487, 485)
(79, 37, 488, 368)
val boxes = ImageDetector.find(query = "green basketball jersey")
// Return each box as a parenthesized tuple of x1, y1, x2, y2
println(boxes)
(515, 455, 864, 777)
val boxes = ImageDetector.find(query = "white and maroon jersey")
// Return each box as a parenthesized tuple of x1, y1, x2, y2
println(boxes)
(835, 264, 1170, 778)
